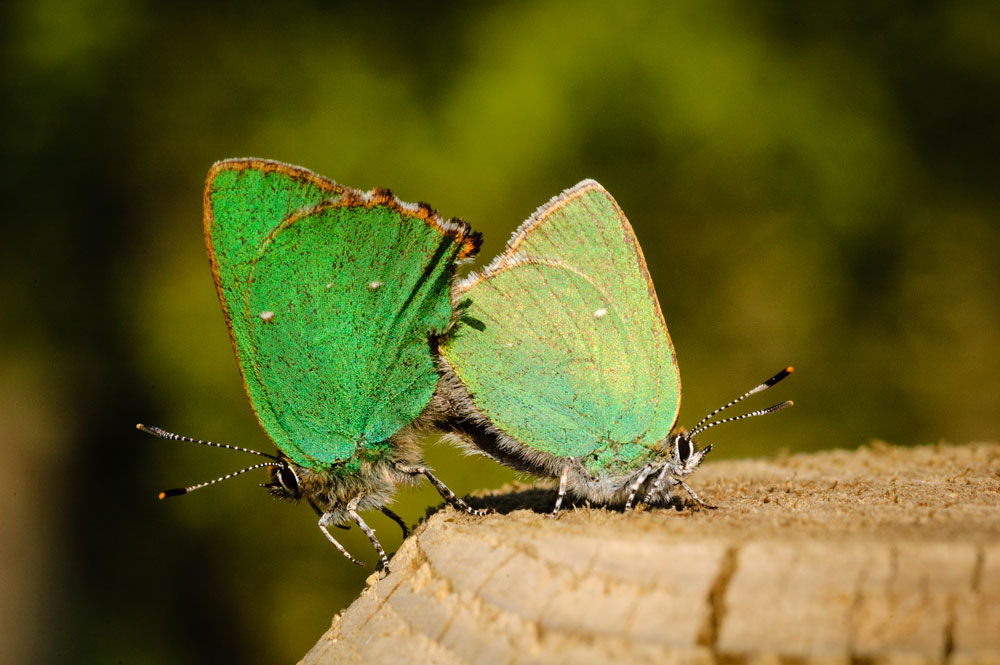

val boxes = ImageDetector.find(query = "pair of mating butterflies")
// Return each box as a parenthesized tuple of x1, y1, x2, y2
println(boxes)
(140, 159, 792, 571)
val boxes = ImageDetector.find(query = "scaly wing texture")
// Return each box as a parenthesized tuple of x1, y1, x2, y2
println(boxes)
(442, 180, 679, 474)
(205, 159, 475, 469)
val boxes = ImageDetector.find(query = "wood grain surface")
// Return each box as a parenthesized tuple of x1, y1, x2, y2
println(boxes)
(300, 442, 1000, 665)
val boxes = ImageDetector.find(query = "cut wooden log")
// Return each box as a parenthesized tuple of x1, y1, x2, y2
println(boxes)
(301, 442, 1000, 665)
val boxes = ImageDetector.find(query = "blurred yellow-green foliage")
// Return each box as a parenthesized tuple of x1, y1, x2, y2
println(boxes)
(2, 1, 998, 663)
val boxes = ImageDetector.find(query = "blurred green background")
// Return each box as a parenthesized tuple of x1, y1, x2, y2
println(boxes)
(3, 1, 998, 663)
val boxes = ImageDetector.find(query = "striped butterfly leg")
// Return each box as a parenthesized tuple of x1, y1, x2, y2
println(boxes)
(624, 464, 655, 511)
(317, 511, 365, 567)
(642, 463, 676, 507)
(550, 457, 593, 517)
(347, 496, 391, 572)
(320, 499, 410, 539)
(675, 478, 716, 510)
(641, 463, 716, 510)
(394, 463, 488, 516)
(549, 464, 571, 518)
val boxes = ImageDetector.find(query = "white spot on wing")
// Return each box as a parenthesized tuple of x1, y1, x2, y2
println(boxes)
(369, 281, 383, 290)
(593, 308, 608, 319)
(259, 310, 275, 322)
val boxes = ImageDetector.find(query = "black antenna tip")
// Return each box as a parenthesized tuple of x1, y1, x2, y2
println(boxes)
(769, 400, 794, 413)
(159, 488, 187, 499)
(764, 367, 795, 388)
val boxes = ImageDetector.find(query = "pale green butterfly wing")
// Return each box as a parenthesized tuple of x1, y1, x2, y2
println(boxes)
(442, 180, 679, 474)
(205, 160, 479, 470)
(450, 258, 648, 472)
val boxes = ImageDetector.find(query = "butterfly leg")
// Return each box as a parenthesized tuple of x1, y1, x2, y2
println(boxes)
(624, 464, 655, 511)
(318, 513, 364, 566)
(395, 463, 487, 516)
(675, 478, 717, 510)
(310, 499, 351, 529)
(643, 464, 674, 506)
(381, 505, 411, 539)
(347, 497, 391, 572)
(550, 464, 571, 518)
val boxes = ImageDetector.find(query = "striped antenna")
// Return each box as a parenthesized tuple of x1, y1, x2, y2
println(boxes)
(159, 462, 285, 499)
(136, 423, 281, 461)
(137, 423, 287, 499)
(688, 400, 794, 439)
(689, 367, 794, 433)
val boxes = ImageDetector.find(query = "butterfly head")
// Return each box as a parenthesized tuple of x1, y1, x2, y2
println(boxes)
(263, 460, 302, 500)
(665, 430, 712, 477)
(660, 367, 796, 479)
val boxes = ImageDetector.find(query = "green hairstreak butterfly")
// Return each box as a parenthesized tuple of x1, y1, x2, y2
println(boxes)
(435, 180, 793, 514)
(139, 158, 483, 570)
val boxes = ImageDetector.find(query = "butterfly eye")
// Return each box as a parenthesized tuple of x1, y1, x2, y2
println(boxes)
(275, 465, 300, 496)
(675, 436, 692, 463)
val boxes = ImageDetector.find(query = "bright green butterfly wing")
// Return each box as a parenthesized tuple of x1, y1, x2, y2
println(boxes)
(441, 180, 679, 474)
(205, 159, 478, 470)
